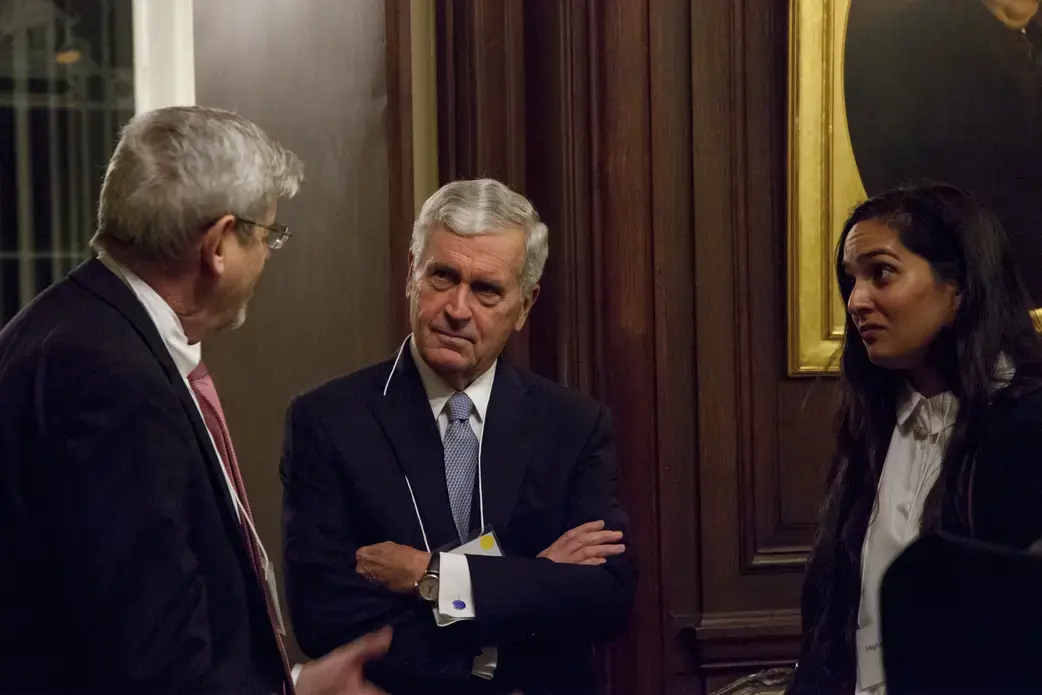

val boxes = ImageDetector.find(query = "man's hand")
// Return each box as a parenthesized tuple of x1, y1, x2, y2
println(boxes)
(295, 627, 392, 695)
(355, 541, 431, 593)
(538, 520, 625, 566)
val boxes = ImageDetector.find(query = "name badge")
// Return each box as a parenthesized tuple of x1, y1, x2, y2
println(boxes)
(856, 623, 885, 690)
(264, 558, 288, 636)
(454, 528, 503, 558)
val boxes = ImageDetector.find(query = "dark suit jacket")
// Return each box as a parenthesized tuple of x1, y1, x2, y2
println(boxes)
(789, 383, 1042, 695)
(882, 532, 1042, 695)
(0, 259, 285, 695)
(281, 346, 637, 695)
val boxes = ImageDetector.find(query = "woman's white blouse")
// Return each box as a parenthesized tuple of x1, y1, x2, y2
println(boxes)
(855, 388, 957, 695)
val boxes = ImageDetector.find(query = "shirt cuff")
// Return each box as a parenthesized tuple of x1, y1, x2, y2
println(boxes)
(291, 663, 302, 686)
(433, 552, 476, 624)
(472, 645, 498, 679)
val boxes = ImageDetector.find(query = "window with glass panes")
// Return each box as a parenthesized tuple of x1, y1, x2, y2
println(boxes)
(0, 0, 134, 327)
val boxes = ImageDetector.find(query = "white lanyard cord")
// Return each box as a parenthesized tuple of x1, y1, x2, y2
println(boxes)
(384, 333, 487, 551)
(404, 476, 432, 553)
(235, 493, 269, 567)
(383, 334, 412, 397)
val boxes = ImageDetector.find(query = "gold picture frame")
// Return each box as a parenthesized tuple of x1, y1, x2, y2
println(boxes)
(787, 0, 1042, 376)
(787, 0, 861, 376)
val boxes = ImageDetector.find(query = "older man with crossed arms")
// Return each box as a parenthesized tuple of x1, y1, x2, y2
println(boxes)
(282, 179, 637, 695)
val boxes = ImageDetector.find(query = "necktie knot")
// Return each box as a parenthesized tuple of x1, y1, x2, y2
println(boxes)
(188, 362, 210, 383)
(446, 391, 473, 423)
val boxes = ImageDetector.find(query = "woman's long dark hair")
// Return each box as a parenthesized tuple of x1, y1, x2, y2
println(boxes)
(800, 183, 1042, 690)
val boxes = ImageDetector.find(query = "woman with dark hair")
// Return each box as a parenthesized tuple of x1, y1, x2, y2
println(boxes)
(787, 183, 1042, 695)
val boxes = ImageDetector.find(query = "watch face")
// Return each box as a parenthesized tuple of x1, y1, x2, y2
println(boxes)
(418, 574, 438, 602)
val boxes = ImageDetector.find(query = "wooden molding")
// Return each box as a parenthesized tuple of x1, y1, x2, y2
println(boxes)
(674, 611, 801, 677)
(434, 0, 530, 366)
(688, 610, 802, 641)
(385, 0, 414, 338)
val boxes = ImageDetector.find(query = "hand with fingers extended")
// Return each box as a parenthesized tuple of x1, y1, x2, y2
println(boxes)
(537, 520, 625, 566)
(295, 627, 393, 695)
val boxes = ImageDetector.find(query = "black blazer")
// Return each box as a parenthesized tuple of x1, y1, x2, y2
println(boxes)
(0, 259, 285, 695)
(789, 384, 1042, 695)
(281, 346, 637, 695)
(881, 532, 1042, 695)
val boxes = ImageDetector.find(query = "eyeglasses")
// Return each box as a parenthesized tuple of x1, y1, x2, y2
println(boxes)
(237, 218, 292, 250)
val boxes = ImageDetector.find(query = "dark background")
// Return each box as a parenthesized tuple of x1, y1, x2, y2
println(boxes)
(846, 0, 1042, 302)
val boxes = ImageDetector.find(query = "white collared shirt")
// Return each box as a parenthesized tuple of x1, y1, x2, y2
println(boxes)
(855, 357, 1014, 694)
(409, 336, 496, 448)
(409, 336, 498, 678)
(98, 253, 201, 378)
(855, 388, 956, 695)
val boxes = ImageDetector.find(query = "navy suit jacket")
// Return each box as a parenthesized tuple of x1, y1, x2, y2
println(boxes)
(0, 259, 285, 694)
(281, 345, 636, 695)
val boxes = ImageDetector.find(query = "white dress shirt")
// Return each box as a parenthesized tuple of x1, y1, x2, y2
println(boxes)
(855, 357, 1013, 695)
(855, 387, 956, 695)
(408, 336, 499, 678)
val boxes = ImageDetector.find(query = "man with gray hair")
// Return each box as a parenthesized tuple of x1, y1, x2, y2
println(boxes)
(282, 178, 636, 694)
(0, 106, 389, 695)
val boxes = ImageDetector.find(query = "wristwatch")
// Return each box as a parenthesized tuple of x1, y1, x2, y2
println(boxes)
(417, 553, 440, 602)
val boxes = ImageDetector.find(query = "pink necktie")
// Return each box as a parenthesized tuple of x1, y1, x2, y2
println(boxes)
(188, 362, 294, 694)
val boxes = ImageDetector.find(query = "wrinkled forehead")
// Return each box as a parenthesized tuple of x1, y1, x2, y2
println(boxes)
(422, 226, 526, 275)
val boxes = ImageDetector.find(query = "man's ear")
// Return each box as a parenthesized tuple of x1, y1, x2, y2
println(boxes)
(406, 251, 416, 299)
(199, 214, 238, 276)
(515, 284, 540, 331)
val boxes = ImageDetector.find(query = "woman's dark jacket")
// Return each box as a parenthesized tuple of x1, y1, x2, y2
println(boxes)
(788, 385, 1042, 695)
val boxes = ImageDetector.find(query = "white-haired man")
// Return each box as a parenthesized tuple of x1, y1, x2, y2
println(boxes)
(282, 179, 636, 695)
(0, 106, 388, 695)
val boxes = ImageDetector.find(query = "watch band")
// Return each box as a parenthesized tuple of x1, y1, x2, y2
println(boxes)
(426, 552, 441, 575)
(417, 552, 441, 602)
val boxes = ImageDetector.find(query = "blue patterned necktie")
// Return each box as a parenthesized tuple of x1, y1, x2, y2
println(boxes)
(443, 391, 478, 541)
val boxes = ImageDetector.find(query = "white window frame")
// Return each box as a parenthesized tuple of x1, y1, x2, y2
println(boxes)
(132, 0, 195, 113)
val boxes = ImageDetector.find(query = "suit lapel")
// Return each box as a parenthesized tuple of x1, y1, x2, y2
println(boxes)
(71, 259, 182, 383)
(479, 362, 540, 534)
(370, 347, 460, 550)
(69, 259, 247, 559)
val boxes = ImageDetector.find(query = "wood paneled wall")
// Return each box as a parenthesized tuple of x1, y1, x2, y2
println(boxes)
(429, 1, 840, 693)
(190, 0, 839, 689)
(193, 0, 396, 662)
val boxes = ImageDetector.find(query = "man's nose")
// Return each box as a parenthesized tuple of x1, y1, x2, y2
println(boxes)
(444, 286, 473, 321)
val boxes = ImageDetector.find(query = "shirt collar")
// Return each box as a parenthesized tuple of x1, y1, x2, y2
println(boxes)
(97, 252, 201, 379)
(895, 387, 957, 434)
(409, 335, 496, 423)
(894, 353, 1016, 432)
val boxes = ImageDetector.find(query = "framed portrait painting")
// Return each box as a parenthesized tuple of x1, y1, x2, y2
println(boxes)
(788, 0, 1042, 375)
